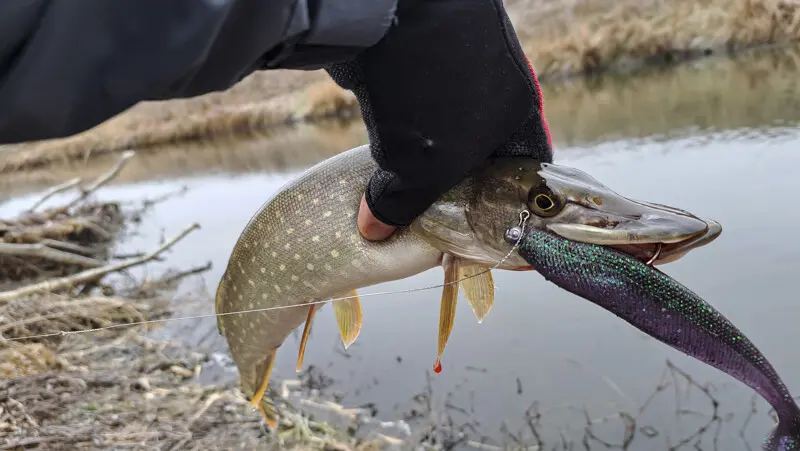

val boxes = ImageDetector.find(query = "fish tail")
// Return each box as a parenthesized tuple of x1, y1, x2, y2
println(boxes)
(764, 414, 800, 451)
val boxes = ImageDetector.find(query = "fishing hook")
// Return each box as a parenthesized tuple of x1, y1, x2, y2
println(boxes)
(504, 209, 530, 243)
(518, 209, 530, 227)
(646, 243, 663, 266)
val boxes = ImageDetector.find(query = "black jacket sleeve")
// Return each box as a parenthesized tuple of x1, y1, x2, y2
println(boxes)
(0, 0, 397, 145)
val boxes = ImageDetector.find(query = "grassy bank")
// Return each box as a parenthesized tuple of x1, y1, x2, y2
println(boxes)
(511, 0, 800, 80)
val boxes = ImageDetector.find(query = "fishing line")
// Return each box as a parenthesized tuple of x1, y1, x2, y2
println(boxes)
(1, 211, 531, 343)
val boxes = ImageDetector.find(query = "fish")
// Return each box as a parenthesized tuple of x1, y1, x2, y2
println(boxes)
(505, 225, 800, 451)
(214, 145, 722, 427)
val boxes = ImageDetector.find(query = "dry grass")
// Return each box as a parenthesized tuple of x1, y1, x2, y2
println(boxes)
(514, 0, 800, 80)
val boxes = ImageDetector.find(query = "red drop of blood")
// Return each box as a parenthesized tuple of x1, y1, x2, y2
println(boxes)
(433, 361, 442, 374)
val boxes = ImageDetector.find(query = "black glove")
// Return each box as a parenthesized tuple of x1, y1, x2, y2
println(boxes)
(326, 0, 553, 228)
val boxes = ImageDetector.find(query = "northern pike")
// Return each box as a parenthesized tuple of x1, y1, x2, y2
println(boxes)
(506, 226, 799, 451)
(215, 144, 722, 427)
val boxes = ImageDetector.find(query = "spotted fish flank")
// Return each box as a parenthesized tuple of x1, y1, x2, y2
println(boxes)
(216, 144, 724, 427)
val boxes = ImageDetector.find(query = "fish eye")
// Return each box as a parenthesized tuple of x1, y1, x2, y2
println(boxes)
(528, 187, 562, 217)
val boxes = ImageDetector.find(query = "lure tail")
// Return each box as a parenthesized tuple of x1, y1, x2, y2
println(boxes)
(764, 415, 800, 451)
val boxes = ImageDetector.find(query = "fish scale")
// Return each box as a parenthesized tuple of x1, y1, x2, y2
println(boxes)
(508, 226, 800, 451)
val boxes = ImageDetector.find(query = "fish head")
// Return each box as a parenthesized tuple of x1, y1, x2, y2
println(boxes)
(413, 157, 722, 269)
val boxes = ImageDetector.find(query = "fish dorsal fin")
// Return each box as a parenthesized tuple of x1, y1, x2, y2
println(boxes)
(333, 290, 363, 350)
(434, 254, 460, 374)
(457, 262, 494, 323)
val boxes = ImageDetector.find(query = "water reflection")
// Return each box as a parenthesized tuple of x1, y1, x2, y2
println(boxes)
(541, 45, 800, 146)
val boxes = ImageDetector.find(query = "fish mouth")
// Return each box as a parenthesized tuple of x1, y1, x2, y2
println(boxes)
(542, 188, 723, 266)
(545, 204, 722, 266)
(607, 218, 722, 265)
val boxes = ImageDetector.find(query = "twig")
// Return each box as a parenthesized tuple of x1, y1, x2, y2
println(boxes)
(38, 239, 99, 256)
(157, 262, 213, 287)
(565, 358, 637, 409)
(65, 150, 136, 209)
(27, 177, 82, 212)
(0, 242, 104, 268)
(166, 392, 231, 451)
(0, 223, 200, 304)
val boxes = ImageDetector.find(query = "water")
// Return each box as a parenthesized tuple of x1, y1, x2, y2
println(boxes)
(4, 47, 800, 449)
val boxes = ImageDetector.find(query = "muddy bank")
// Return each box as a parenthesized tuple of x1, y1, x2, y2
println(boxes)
(3, 0, 800, 174)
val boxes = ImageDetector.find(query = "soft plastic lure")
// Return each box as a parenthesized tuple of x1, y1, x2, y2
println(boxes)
(506, 225, 800, 451)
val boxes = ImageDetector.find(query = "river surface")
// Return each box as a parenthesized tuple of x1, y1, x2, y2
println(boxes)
(3, 47, 800, 449)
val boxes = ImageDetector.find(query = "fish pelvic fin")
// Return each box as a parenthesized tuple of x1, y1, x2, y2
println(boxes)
(296, 305, 318, 372)
(434, 254, 459, 374)
(247, 348, 279, 429)
(333, 291, 363, 350)
(457, 262, 494, 323)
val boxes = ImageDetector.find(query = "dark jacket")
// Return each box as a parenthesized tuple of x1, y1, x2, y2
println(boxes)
(0, 0, 552, 229)
(0, 0, 397, 144)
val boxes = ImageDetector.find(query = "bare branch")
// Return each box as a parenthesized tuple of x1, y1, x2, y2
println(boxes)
(0, 223, 200, 304)
(65, 150, 136, 210)
(27, 177, 82, 212)
(0, 242, 104, 268)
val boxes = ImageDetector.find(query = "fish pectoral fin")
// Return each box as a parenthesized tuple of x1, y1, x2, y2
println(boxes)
(434, 254, 459, 374)
(333, 291, 362, 350)
(250, 348, 279, 428)
(457, 261, 494, 324)
(296, 305, 318, 372)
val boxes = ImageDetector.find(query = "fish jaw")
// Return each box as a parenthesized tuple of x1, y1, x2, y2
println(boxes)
(605, 217, 722, 265)
(448, 156, 722, 268)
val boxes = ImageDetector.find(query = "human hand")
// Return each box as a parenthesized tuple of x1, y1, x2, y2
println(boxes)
(330, 0, 553, 242)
